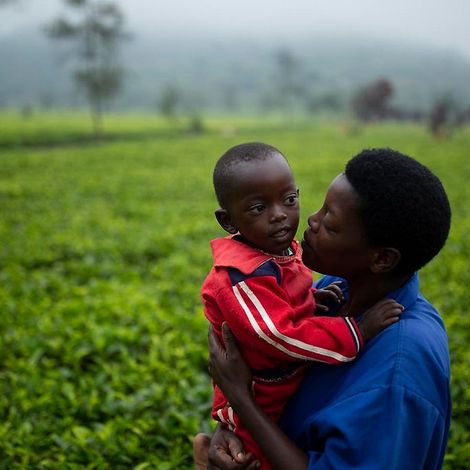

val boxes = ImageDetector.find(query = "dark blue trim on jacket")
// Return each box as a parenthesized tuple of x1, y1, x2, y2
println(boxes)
(228, 260, 281, 286)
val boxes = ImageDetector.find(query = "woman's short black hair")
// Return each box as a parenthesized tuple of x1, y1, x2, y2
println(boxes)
(345, 148, 451, 276)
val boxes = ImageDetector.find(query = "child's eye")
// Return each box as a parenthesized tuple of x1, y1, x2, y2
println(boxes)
(248, 205, 265, 214)
(285, 194, 298, 205)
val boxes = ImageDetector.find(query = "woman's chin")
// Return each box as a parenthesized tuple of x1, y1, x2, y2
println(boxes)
(301, 239, 316, 267)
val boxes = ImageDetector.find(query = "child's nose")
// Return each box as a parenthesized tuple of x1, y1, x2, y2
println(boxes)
(270, 206, 287, 222)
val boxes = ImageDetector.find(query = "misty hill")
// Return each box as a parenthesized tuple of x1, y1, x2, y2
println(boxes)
(1, 30, 470, 113)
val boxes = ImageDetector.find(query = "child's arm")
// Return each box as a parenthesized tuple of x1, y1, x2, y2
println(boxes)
(210, 274, 364, 365)
(313, 279, 404, 341)
(314, 284, 404, 341)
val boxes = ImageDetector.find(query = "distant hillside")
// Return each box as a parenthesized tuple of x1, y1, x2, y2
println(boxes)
(1, 30, 470, 113)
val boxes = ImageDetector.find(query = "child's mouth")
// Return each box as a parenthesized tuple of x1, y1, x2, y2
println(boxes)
(271, 227, 290, 239)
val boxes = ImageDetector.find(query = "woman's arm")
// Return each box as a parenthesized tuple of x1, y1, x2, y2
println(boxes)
(208, 323, 309, 470)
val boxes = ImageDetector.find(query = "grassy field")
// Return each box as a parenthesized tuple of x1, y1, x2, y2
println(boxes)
(1, 113, 469, 468)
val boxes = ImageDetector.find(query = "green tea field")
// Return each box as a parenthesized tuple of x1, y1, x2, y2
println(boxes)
(1, 113, 469, 468)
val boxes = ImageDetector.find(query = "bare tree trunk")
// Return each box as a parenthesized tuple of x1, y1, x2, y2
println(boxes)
(91, 98, 103, 139)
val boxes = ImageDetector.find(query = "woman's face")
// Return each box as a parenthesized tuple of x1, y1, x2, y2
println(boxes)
(301, 174, 373, 278)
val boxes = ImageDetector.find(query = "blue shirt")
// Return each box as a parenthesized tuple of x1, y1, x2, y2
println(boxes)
(280, 273, 451, 469)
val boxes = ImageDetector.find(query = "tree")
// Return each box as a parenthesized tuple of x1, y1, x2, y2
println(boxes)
(351, 78, 394, 121)
(157, 84, 181, 122)
(45, 0, 129, 137)
(428, 98, 455, 138)
(274, 49, 305, 115)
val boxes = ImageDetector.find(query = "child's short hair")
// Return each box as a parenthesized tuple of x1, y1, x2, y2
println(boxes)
(345, 148, 451, 275)
(213, 142, 284, 209)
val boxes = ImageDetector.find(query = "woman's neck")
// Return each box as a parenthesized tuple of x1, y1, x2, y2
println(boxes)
(341, 273, 411, 317)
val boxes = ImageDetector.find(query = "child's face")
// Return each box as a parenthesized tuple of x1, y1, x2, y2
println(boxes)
(225, 153, 299, 255)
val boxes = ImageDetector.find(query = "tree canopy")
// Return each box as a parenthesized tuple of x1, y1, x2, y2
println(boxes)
(46, 0, 129, 136)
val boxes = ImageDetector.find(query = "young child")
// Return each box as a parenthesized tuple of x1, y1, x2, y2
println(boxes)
(201, 142, 402, 469)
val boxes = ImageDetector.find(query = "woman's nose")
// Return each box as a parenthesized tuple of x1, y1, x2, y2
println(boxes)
(308, 212, 320, 232)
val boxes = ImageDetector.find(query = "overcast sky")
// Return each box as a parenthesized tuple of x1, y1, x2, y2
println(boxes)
(2, 0, 470, 59)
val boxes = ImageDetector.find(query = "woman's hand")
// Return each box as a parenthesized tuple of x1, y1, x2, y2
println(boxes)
(208, 323, 308, 470)
(206, 426, 260, 470)
(208, 322, 253, 405)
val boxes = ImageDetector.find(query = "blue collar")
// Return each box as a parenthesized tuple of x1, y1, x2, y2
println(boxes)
(316, 273, 419, 318)
(384, 272, 419, 311)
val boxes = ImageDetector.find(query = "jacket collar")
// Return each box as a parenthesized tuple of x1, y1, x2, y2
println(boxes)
(211, 235, 300, 275)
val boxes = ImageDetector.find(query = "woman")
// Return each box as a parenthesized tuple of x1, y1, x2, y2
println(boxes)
(197, 148, 451, 470)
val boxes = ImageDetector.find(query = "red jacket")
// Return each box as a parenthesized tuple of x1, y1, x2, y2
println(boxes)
(202, 236, 363, 370)
(201, 236, 364, 467)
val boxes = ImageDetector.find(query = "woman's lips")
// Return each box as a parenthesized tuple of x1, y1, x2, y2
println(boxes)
(301, 230, 313, 251)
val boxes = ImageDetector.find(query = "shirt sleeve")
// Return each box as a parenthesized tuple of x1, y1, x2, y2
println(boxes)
(214, 273, 363, 365)
(304, 386, 447, 470)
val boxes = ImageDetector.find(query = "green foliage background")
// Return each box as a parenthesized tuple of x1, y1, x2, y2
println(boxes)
(1, 113, 469, 468)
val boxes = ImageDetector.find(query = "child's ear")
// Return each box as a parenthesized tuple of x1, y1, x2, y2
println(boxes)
(215, 208, 238, 234)
(370, 247, 401, 274)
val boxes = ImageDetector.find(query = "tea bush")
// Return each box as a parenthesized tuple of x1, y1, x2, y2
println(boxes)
(0, 115, 469, 468)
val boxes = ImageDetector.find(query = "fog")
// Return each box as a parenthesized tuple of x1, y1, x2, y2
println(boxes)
(2, 0, 470, 59)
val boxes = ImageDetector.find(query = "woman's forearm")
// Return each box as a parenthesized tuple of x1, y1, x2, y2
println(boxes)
(230, 391, 308, 470)
(208, 324, 308, 469)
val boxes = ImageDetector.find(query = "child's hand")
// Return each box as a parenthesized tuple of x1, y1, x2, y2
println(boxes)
(314, 281, 344, 313)
(357, 299, 404, 342)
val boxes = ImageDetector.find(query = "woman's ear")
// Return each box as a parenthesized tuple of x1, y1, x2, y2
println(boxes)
(215, 208, 238, 234)
(370, 247, 401, 274)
